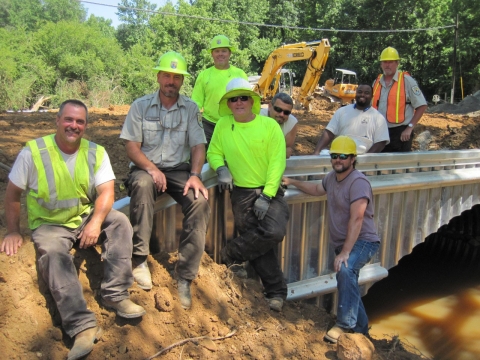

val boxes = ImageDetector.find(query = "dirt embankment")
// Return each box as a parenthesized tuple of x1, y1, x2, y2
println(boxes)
(2, 97, 479, 359)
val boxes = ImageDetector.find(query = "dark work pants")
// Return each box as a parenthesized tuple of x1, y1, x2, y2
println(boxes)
(126, 165, 210, 280)
(32, 209, 134, 338)
(382, 125, 414, 152)
(225, 187, 289, 299)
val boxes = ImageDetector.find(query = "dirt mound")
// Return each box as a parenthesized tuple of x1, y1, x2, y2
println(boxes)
(428, 90, 480, 115)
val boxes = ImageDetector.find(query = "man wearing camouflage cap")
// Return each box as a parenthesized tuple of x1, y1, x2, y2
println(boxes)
(120, 51, 210, 310)
(192, 35, 248, 149)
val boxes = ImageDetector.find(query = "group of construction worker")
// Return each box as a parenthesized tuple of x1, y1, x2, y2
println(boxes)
(0, 33, 427, 359)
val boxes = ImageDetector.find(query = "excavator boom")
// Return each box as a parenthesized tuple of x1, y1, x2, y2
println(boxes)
(252, 39, 331, 109)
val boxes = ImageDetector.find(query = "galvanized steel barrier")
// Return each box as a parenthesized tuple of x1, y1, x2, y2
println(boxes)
(114, 150, 480, 302)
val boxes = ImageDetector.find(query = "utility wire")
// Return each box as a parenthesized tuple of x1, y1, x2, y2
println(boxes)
(79, 0, 456, 33)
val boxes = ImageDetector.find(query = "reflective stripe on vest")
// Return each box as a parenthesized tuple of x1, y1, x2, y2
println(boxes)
(26, 135, 105, 229)
(372, 72, 408, 124)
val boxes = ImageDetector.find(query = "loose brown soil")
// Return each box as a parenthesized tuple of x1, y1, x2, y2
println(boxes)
(2, 95, 479, 360)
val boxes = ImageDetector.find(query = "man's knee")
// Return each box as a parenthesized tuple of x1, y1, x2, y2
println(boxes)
(185, 196, 211, 230)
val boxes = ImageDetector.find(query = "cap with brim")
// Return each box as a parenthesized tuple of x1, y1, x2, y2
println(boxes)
(218, 78, 261, 117)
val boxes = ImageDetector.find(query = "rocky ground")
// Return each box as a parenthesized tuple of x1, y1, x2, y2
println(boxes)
(1, 93, 479, 360)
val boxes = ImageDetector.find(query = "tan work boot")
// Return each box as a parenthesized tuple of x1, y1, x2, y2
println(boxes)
(102, 298, 146, 318)
(324, 325, 353, 343)
(67, 326, 103, 360)
(132, 260, 152, 290)
(267, 297, 284, 312)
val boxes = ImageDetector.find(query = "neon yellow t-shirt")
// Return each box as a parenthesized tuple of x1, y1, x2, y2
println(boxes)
(191, 65, 248, 124)
(207, 114, 286, 197)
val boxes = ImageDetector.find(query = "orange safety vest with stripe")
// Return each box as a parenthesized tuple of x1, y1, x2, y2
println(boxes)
(372, 71, 409, 124)
(26, 134, 105, 230)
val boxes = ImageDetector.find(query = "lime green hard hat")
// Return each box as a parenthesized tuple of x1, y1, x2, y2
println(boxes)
(153, 51, 190, 76)
(380, 47, 400, 61)
(330, 136, 357, 155)
(209, 35, 236, 52)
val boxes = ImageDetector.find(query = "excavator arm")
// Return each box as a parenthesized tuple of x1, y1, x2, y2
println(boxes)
(253, 39, 330, 109)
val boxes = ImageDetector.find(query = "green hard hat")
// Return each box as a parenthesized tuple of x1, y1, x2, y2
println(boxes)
(153, 51, 190, 76)
(209, 35, 236, 52)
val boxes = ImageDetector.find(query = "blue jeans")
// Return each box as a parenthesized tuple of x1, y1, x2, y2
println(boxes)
(335, 239, 380, 334)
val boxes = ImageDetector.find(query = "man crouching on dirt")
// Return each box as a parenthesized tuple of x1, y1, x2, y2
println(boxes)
(283, 136, 381, 343)
(207, 78, 289, 312)
(0, 99, 145, 360)
(120, 52, 210, 310)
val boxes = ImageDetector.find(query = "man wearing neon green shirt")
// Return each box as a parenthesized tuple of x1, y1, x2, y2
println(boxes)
(207, 78, 289, 312)
(191, 35, 248, 149)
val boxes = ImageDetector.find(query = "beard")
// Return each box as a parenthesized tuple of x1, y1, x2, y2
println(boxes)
(333, 162, 351, 173)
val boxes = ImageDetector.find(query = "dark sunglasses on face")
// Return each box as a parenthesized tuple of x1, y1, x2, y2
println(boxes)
(273, 105, 291, 115)
(228, 96, 250, 103)
(330, 153, 351, 160)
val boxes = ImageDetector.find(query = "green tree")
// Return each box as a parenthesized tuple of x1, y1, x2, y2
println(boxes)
(116, 0, 157, 49)
(1, 0, 86, 30)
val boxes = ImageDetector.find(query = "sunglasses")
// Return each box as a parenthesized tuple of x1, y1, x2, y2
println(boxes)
(330, 153, 351, 160)
(273, 106, 291, 116)
(228, 96, 250, 103)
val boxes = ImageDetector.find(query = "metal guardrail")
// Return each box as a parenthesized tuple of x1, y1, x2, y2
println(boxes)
(114, 150, 480, 301)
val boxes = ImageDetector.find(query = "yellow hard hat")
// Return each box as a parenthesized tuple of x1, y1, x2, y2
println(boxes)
(209, 35, 236, 52)
(380, 47, 400, 61)
(153, 51, 190, 76)
(330, 136, 357, 155)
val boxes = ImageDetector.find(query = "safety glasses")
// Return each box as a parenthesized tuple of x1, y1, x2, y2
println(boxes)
(228, 96, 250, 103)
(330, 153, 351, 160)
(273, 106, 291, 116)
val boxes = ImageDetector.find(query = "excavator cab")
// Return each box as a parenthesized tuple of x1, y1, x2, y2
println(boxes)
(249, 69, 295, 101)
(277, 69, 295, 97)
(324, 69, 358, 104)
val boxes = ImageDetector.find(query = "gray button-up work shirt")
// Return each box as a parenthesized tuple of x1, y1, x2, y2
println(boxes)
(120, 90, 206, 168)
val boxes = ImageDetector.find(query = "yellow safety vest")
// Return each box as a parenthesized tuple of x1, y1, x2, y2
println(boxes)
(26, 135, 105, 229)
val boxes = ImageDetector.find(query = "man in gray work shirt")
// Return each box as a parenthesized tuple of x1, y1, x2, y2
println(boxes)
(120, 51, 210, 310)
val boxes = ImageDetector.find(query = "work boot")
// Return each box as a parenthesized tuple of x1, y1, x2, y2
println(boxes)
(67, 326, 103, 360)
(267, 297, 284, 312)
(102, 298, 146, 318)
(132, 259, 152, 290)
(324, 325, 353, 343)
(175, 276, 192, 310)
(220, 247, 248, 278)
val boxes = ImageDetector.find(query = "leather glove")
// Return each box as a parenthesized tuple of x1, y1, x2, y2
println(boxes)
(254, 193, 271, 220)
(216, 166, 233, 192)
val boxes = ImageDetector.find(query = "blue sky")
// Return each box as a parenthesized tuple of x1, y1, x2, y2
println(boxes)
(83, 0, 170, 28)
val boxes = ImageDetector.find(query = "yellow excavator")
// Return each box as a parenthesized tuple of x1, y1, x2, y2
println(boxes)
(250, 39, 330, 110)
(323, 68, 358, 104)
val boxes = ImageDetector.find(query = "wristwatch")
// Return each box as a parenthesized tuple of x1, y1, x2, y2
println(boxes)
(408, 123, 414, 128)
(190, 172, 202, 180)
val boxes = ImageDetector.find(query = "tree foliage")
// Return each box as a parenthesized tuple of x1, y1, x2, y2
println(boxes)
(0, 0, 479, 110)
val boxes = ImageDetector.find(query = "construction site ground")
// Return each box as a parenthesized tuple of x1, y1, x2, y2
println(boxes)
(1, 91, 480, 360)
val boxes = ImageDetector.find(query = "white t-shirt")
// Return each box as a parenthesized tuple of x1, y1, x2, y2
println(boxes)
(326, 105, 390, 153)
(9, 144, 115, 192)
(260, 108, 298, 137)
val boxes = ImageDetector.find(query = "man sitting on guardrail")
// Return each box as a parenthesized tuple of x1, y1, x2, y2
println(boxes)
(283, 135, 381, 343)
(120, 52, 210, 310)
(1, 100, 145, 360)
(207, 78, 289, 312)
